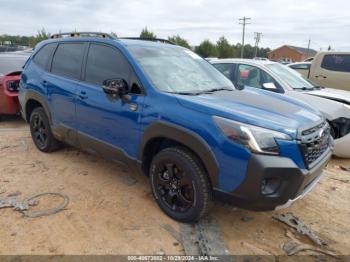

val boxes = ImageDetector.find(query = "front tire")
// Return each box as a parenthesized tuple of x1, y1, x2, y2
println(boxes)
(150, 146, 212, 222)
(29, 107, 61, 153)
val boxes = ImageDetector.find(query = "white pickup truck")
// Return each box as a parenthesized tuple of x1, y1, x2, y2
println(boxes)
(289, 52, 350, 91)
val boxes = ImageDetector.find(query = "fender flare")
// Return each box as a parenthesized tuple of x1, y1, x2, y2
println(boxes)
(22, 90, 52, 124)
(139, 121, 220, 187)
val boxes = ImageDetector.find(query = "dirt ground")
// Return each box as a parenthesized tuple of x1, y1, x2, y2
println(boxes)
(0, 116, 349, 256)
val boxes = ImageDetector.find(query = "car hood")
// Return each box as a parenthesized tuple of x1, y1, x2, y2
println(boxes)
(176, 88, 322, 138)
(304, 88, 350, 105)
(287, 89, 350, 120)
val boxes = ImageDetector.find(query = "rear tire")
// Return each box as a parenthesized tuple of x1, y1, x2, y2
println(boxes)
(29, 107, 61, 152)
(150, 146, 212, 222)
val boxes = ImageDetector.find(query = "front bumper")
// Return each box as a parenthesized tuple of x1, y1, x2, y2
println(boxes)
(334, 134, 350, 158)
(214, 149, 332, 211)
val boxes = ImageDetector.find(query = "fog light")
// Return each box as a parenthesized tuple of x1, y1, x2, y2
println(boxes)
(261, 178, 281, 195)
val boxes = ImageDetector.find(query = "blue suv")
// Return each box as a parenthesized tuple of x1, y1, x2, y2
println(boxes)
(19, 32, 332, 222)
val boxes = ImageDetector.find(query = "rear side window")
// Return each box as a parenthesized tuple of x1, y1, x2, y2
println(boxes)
(51, 43, 85, 79)
(85, 44, 130, 85)
(33, 43, 57, 70)
(321, 55, 350, 73)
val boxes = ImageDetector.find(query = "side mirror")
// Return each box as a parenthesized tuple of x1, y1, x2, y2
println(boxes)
(262, 82, 277, 90)
(236, 83, 245, 90)
(102, 78, 129, 97)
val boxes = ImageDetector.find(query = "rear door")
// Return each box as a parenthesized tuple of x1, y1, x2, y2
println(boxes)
(310, 54, 350, 90)
(75, 43, 145, 161)
(46, 42, 85, 146)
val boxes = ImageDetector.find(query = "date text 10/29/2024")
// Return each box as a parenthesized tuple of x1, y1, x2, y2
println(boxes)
(128, 256, 220, 261)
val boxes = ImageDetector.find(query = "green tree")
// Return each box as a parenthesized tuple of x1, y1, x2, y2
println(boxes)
(194, 40, 218, 58)
(29, 28, 50, 47)
(140, 27, 157, 39)
(168, 35, 191, 49)
(216, 37, 235, 58)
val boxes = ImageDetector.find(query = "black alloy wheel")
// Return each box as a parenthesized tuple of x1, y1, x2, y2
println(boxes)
(150, 147, 212, 222)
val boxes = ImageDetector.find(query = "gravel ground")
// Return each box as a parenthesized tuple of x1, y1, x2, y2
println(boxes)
(0, 116, 349, 256)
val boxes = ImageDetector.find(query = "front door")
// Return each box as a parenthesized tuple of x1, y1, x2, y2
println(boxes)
(75, 43, 145, 162)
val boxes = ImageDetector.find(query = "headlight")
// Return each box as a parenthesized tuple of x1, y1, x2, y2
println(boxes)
(213, 116, 292, 155)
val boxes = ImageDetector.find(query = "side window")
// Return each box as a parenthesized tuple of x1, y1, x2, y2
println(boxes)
(237, 64, 281, 92)
(237, 64, 263, 89)
(33, 43, 57, 70)
(213, 63, 233, 80)
(51, 43, 85, 80)
(85, 44, 131, 86)
(321, 55, 350, 73)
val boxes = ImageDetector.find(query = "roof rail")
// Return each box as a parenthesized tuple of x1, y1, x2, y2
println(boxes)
(50, 32, 116, 40)
(119, 37, 175, 45)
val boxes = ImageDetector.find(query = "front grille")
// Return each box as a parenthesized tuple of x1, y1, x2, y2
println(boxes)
(299, 121, 331, 169)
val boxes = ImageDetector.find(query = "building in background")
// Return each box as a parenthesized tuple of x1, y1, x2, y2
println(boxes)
(268, 45, 317, 62)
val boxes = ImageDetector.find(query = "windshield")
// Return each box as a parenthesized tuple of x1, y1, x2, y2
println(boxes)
(0, 54, 28, 77)
(266, 63, 314, 90)
(128, 46, 234, 94)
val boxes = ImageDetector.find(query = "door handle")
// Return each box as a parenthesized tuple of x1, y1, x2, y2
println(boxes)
(78, 91, 88, 99)
(41, 80, 48, 87)
(315, 75, 327, 79)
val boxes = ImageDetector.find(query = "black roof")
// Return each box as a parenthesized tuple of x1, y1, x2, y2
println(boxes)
(286, 45, 317, 56)
(269, 45, 317, 56)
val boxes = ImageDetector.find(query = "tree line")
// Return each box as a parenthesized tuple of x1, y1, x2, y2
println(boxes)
(0, 28, 271, 58)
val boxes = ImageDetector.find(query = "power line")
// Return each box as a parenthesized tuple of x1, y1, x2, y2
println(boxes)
(239, 17, 251, 58)
(254, 32, 263, 57)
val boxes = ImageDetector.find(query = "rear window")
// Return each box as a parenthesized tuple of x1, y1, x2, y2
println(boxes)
(51, 43, 85, 80)
(321, 54, 350, 73)
(0, 54, 28, 77)
(33, 43, 57, 70)
(290, 63, 310, 70)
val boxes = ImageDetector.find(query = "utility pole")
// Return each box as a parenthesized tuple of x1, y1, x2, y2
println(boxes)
(254, 32, 262, 58)
(239, 17, 251, 58)
(306, 39, 311, 57)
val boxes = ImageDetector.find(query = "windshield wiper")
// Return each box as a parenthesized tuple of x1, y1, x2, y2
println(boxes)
(294, 86, 315, 91)
(170, 91, 203, 96)
(203, 87, 234, 93)
(169, 87, 233, 96)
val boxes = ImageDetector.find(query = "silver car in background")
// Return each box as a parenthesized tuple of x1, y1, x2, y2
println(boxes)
(211, 59, 350, 158)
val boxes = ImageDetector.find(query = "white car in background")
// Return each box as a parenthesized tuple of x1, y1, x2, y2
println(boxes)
(211, 59, 350, 158)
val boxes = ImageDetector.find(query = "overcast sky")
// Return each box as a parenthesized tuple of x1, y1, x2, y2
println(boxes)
(0, 0, 349, 50)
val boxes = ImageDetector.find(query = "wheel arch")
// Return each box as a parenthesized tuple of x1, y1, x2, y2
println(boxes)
(139, 121, 220, 187)
(23, 91, 52, 124)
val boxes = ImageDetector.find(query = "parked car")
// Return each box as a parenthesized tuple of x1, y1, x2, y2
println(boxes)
(288, 62, 311, 79)
(211, 59, 350, 158)
(0, 52, 29, 119)
(307, 52, 349, 91)
(254, 57, 269, 61)
(20, 32, 332, 222)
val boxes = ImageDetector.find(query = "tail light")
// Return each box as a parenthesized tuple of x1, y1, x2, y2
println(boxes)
(7, 80, 20, 92)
